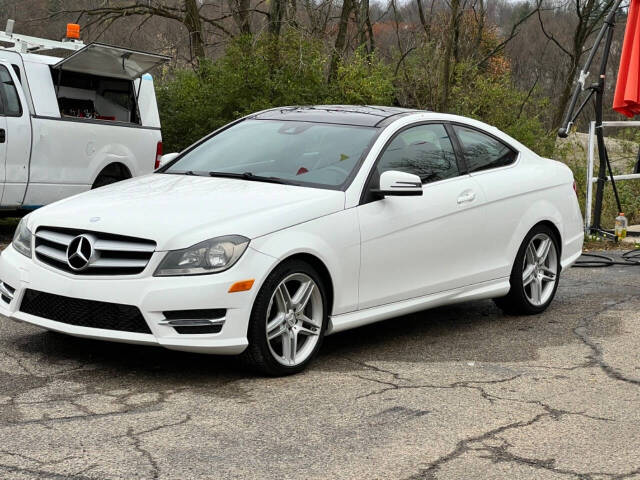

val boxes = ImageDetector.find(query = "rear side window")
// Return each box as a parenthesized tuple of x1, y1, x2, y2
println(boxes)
(453, 125, 517, 173)
(377, 124, 459, 184)
(0, 65, 22, 116)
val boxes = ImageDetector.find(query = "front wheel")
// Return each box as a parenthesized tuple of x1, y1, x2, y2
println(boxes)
(241, 260, 328, 376)
(494, 225, 561, 315)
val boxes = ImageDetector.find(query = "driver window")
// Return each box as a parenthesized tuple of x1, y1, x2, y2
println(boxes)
(0, 65, 22, 117)
(377, 124, 459, 184)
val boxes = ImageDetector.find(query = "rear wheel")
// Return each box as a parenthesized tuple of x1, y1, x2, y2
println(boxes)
(494, 225, 560, 315)
(241, 260, 328, 376)
(92, 164, 131, 189)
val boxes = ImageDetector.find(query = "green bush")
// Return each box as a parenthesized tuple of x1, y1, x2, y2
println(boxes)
(330, 49, 395, 105)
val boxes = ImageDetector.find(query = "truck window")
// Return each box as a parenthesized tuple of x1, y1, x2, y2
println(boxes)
(11, 65, 21, 83)
(50, 68, 140, 124)
(0, 65, 22, 116)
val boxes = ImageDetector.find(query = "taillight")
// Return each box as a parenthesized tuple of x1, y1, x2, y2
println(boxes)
(154, 141, 163, 169)
(573, 180, 577, 194)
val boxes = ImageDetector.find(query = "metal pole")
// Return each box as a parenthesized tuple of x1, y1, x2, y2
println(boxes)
(592, 17, 619, 231)
(586, 121, 595, 232)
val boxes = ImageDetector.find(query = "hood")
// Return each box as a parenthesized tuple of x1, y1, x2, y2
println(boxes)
(27, 174, 345, 250)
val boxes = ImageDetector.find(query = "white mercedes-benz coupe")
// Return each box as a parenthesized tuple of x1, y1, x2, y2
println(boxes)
(0, 106, 583, 375)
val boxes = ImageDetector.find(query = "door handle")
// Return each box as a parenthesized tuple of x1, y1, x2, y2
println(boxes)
(457, 190, 476, 204)
(0, 129, 4, 143)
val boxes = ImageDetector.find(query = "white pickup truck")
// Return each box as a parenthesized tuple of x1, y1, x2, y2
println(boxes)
(0, 21, 169, 215)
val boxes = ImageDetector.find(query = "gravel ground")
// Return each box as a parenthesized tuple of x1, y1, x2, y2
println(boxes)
(0, 251, 639, 479)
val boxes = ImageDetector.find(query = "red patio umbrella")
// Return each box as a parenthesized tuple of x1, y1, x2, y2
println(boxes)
(614, 0, 640, 117)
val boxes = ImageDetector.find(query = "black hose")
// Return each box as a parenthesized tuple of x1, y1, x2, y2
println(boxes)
(573, 248, 640, 267)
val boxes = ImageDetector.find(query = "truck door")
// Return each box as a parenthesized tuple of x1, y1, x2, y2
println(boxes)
(0, 63, 31, 207)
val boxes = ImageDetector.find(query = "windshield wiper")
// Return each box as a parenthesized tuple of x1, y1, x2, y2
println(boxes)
(208, 171, 288, 184)
(164, 170, 206, 176)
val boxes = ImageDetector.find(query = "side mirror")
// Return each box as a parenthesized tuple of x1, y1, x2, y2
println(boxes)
(159, 152, 179, 168)
(372, 170, 423, 197)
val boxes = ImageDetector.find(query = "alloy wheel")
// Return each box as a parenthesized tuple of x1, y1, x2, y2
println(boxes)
(265, 273, 323, 366)
(522, 233, 558, 306)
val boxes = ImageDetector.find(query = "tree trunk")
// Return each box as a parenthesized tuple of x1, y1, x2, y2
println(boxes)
(474, 0, 486, 51)
(358, 0, 371, 53)
(416, 0, 430, 38)
(183, 0, 205, 61)
(230, 0, 252, 35)
(366, 8, 375, 53)
(440, 0, 459, 111)
(328, 0, 352, 82)
(287, 0, 298, 28)
(269, 0, 285, 36)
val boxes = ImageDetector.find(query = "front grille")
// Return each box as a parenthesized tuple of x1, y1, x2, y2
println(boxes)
(35, 227, 156, 275)
(20, 289, 152, 334)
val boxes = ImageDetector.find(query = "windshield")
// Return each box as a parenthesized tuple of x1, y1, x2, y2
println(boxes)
(164, 119, 378, 188)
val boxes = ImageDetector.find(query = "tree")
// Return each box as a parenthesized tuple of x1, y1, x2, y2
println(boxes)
(184, 0, 205, 60)
(268, 0, 285, 35)
(440, 0, 461, 111)
(328, 0, 353, 82)
(48, 0, 234, 63)
(229, 0, 252, 35)
(415, 0, 434, 37)
(357, 0, 375, 54)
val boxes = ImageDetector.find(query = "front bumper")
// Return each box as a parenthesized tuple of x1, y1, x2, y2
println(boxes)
(0, 245, 275, 354)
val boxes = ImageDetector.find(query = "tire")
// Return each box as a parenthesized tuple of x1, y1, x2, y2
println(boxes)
(240, 260, 328, 376)
(92, 175, 123, 189)
(494, 224, 561, 315)
(92, 164, 131, 189)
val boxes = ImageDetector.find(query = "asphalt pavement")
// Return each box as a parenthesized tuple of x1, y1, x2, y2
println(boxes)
(1, 252, 640, 479)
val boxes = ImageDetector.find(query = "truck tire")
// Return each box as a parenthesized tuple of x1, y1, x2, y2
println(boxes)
(92, 164, 131, 189)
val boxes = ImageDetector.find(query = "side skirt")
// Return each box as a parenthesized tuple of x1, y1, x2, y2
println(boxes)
(327, 277, 510, 335)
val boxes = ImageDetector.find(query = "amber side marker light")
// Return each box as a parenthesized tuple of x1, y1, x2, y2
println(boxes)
(228, 279, 255, 293)
(66, 23, 81, 40)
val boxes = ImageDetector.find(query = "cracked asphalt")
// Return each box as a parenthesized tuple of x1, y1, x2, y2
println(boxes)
(1, 251, 640, 479)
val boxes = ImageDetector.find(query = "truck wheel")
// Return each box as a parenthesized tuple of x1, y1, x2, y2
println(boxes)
(92, 164, 131, 189)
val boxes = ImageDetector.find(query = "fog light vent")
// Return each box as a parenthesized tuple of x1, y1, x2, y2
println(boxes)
(163, 309, 225, 320)
(174, 325, 223, 334)
(159, 309, 226, 335)
(0, 281, 15, 304)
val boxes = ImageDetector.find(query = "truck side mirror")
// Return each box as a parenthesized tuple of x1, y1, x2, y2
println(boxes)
(159, 152, 179, 169)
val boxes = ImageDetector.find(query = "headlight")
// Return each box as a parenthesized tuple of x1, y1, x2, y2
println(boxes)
(154, 235, 249, 276)
(12, 217, 32, 258)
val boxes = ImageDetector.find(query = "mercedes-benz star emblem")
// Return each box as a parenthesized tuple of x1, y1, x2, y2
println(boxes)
(66, 235, 94, 271)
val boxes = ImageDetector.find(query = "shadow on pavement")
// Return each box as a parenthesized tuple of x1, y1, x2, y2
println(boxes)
(8, 285, 620, 381)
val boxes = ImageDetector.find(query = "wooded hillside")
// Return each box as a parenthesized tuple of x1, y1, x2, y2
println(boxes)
(0, 0, 630, 155)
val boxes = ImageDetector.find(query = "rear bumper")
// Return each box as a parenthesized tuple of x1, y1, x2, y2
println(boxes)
(561, 231, 584, 271)
(0, 245, 275, 354)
